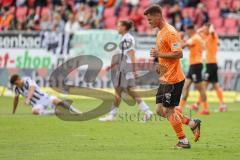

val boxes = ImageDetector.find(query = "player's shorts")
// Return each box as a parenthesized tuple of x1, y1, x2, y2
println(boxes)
(204, 63, 218, 83)
(113, 71, 135, 88)
(186, 63, 203, 83)
(32, 95, 57, 111)
(156, 80, 185, 107)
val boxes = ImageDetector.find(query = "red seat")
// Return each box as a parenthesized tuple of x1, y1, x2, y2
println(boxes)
(226, 27, 238, 35)
(224, 18, 237, 28)
(41, 7, 50, 16)
(208, 9, 220, 19)
(103, 7, 115, 18)
(206, 0, 218, 9)
(16, 7, 27, 20)
(211, 18, 223, 28)
(216, 27, 226, 36)
(140, 0, 150, 8)
(104, 17, 117, 29)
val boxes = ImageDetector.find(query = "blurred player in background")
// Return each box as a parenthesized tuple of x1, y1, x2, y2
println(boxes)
(10, 74, 80, 115)
(144, 5, 201, 149)
(179, 25, 210, 115)
(191, 23, 227, 112)
(99, 20, 153, 122)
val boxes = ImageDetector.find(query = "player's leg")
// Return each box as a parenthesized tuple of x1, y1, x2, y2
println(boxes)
(126, 87, 153, 121)
(51, 97, 81, 114)
(179, 79, 192, 110)
(156, 104, 191, 148)
(32, 104, 55, 115)
(99, 87, 123, 121)
(213, 83, 227, 112)
(195, 82, 209, 114)
(191, 81, 209, 111)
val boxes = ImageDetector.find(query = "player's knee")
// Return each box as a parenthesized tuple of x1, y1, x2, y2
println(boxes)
(32, 108, 40, 115)
(156, 108, 166, 118)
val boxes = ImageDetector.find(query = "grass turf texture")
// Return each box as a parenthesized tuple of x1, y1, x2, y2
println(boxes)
(0, 96, 239, 160)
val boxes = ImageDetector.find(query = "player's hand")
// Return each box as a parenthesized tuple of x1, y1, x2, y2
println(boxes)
(25, 99, 30, 105)
(150, 48, 158, 58)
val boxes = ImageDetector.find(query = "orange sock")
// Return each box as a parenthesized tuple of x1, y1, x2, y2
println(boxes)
(168, 112, 185, 140)
(202, 101, 209, 110)
(216, 86, 224, 104)
(175, 109, 190, 125)
(179, 99, 186, 109)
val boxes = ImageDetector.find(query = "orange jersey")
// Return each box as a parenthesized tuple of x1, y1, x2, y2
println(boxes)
(186, 33, 204, 65)
(156, 23, 185, 84)
(204, 33, 219, 64)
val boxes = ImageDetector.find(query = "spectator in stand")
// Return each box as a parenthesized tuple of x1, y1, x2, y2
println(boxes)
(26, 7, 39, 31)
(174, 14, 183, 31)
(0, 6, 13, 31)
(130, 6, 142, 28)
(34, 0, 47, 7)
(186, 0, 200, 7)
(76, 3, 88, 26)
(126, 0, 139, 14)
(40, 14, 52, 31)
(220, 1, 230, 17)
(182, 11, 192, 30)
(168, 3, 182, 25)
(16, 20, 27, 31)
(194, 3, 209, 28)
(52, 13, 65, 32)
(16, 0, 26, 7)
(65, 13, 81, 34)
(54, 3, 70, 22)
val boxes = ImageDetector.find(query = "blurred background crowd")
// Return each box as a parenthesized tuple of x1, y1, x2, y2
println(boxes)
(0, 0, 239, 35)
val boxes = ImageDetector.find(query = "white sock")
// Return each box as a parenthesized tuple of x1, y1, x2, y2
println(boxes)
(109, 105, 118, 117)
(138, 101, 150, 113)
(40, 110, 55, 115)
(179, 138, 189, 144)
(188, 120, 195, 128)
(69, 105, 81, 114)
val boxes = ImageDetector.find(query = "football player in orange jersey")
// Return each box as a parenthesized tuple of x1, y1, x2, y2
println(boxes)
(144, 5, 201, 149)
(179, 25, 210, 115)
(191, 23, 227, 112)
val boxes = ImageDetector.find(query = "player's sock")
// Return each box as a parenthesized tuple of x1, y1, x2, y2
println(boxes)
(40, 110, 55, 115)
(138, 101, 150, 113)
(197, 96, 201, 106)
(69, 105, 81, 114)
(109, 105, 118, 117)
(167, 112, 186, 140)
(175, 109, 190, 125)
(202, 101, 209, 110)
(179, 99, 186, 109)
(215, 86, 224, 105)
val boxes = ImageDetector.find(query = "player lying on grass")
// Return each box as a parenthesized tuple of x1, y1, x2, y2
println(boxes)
(10, 74, 80, 115)
(144, 5, 201, 149)
(99, 20, 153, 122)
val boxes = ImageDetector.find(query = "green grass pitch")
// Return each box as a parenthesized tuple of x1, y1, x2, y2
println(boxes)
(0, 96, 240, 160)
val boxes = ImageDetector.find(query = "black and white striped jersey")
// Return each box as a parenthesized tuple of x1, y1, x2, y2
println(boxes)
(14, 77, 46, 106)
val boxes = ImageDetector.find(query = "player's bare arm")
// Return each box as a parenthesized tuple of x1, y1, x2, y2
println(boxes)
(12, 95, 19, 114)
(150, 47, 183, 59)
(128, 49, 137, 76)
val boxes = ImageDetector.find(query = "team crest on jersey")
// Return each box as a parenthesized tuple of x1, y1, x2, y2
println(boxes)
(165, 93, 171, 104)
(172, 43, 180, 50)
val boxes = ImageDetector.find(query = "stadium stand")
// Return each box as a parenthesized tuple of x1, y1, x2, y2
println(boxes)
(0, 0, 239, 35)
